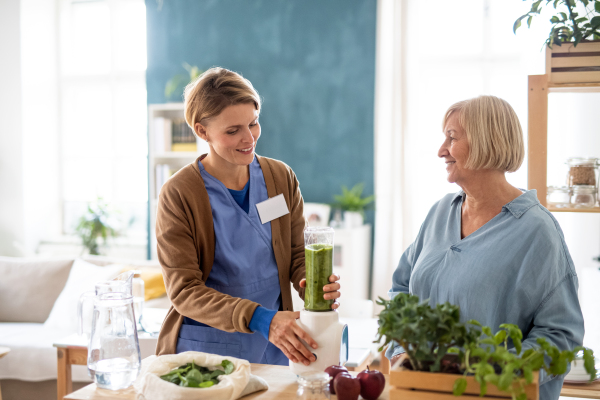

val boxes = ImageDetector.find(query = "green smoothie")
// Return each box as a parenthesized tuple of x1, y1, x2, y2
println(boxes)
(304, 243, 334, 311)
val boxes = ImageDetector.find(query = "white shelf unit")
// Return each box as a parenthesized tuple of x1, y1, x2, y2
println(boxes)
(147, 103, 209, 259)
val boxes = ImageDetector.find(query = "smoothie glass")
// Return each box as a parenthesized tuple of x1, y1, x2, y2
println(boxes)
(304, 227, 334, 311)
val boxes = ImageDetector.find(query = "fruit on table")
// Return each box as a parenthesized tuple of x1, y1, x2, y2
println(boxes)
(324, 365, 348, 394)
(357, 366, 385, 400)
(333, 372, 361, 400)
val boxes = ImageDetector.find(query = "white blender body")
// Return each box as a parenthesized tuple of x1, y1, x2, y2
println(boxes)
(290, 227, 349, 374)
(290, 309, 349, 375)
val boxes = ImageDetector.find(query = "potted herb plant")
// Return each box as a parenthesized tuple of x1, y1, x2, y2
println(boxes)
(76, 198, 121, 256)
(332, 183, 375, 228)
(376, 293, 597, 399)
(514, 0, 600, 84)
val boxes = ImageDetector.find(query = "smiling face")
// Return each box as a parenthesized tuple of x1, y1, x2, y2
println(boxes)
(196, 103, 260, 167)
(438, 112, 470, 184)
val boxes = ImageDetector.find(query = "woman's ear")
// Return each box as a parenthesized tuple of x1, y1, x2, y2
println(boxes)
(195, 122, 208, 142)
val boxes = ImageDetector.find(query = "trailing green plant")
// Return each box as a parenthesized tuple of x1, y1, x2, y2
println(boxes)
(332, 183, 375, 216)
(375, 293, 597, 400)
(75, 198, 120, 256)
(165, 63, 203, 101)
(514, 0, 600, 47)
(160, 360, 235, 388)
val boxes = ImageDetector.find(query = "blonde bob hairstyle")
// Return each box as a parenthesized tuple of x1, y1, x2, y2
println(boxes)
(442, 95, 524, 173)
(184, 67, 261, 133)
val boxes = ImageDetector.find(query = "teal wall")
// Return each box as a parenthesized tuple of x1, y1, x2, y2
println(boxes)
(146, 0, 376, 222)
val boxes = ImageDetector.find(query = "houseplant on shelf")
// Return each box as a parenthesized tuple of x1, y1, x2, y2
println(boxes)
(165, 63, 203, 101)
(76, 198, 121, 256)
(375, 293, 597, 399)
(332, 183, 374, 228)
(513, 0, 600, 47)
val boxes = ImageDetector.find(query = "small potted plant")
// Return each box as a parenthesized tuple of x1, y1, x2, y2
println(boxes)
(76, 198, 121, 256)
(332, 183, 375, 228)
(376, 293, 597, 399)
(165, 63, 203, 102)
(514, 0, 600, 83)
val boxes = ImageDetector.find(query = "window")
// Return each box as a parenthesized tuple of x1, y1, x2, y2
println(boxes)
(59, 0, 148, 240)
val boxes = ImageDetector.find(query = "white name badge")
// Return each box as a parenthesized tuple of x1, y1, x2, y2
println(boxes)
(256, 193, 290, 224)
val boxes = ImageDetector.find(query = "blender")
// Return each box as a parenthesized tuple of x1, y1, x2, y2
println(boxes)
(290, 227, 349, 375)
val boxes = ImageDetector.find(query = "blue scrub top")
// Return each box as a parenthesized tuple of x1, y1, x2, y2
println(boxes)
(176, 157, 287, 365)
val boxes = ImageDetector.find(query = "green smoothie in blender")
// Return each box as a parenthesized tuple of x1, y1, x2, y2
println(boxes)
(305, 243, 334, 311)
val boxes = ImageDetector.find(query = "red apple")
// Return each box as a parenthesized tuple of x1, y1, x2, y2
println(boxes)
(324, 365, 348, 394)
(333, 372, 361, 400)
(357, 366, 385, 400)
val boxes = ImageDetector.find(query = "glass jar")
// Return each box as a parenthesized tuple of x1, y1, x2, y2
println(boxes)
(296, 372, 331, 400)
(547, 186, 571, 208)
(571, 185, 597, 208)
(566, 157, 599, 189)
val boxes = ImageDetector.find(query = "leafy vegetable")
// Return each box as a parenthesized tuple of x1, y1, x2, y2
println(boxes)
(159, 359, 236, 388)
(375, 293, 597, 399)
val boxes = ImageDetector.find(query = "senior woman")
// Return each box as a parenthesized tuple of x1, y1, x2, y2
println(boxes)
(155, 67, 341, 366)
(386, 95, 584, 400)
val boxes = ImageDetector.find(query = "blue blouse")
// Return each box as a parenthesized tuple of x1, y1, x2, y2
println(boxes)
(386, 190, 584, 400)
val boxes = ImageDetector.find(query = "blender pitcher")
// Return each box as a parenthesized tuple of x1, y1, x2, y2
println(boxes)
(77, 271, 134, 336)
(304, 227, 334, 311)
(88, 292, 141, 390)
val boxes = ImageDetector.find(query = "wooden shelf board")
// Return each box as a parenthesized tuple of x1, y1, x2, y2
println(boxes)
(153, 152, 198, 159)
(548, 206, 600, 213)
(548, 82, 600, 93)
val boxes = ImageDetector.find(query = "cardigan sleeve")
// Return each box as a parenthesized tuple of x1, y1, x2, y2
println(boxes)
(288, 167, 307, 300)
(156, 178, 259, 334)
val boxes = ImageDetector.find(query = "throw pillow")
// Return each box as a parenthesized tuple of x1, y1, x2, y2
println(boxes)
(43, 258, 123, 333)
(0, 257, 75, 323)
(120, 266, 167, 301)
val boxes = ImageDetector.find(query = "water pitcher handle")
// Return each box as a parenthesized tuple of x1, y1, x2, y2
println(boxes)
(77, 291, 95, 336)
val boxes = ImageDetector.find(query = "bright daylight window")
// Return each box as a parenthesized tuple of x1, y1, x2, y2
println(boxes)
(59, 0, 148, 240)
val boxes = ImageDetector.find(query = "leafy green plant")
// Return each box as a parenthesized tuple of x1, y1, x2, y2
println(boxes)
(165, 63, 203, 101)
(332, 183, 375, 216)
(514, 0, 600, 47)
(375, 293, 597, 400)
(160, 360, 235, 388)
(75, 198, 120, 256)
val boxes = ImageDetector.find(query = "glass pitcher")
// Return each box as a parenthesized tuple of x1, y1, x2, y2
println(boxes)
(304, 227, 334, 311)
(78, 271, 134, 336)
(88, 292, 141, 390)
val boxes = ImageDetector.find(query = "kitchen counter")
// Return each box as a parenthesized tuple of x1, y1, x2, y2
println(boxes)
(64, 363, 391, 400)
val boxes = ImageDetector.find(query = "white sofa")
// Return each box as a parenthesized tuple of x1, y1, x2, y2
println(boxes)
(0, 255, 169, 400)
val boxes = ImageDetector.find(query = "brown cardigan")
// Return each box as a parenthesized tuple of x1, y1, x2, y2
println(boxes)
(155, 155, 306, 355)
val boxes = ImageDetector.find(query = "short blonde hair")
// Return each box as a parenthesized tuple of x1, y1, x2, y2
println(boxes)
(442, 95, 524, 172)
(184, 67, 261, 132)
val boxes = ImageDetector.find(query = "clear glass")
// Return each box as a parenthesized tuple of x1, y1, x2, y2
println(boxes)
(296, 372, 331, 399)
(78, 271, 134, 336)
(566, 157, 599, 190)
(570, 185, 597, 208)
(132, 272, 145, 330)
(547, 186, 571, 208)
(304, 227, 334, 311)
(88, 292, 141, 390)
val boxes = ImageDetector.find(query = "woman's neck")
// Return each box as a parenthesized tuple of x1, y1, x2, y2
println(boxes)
(459, 170, 522, 215)
(200, 152, 250, 190)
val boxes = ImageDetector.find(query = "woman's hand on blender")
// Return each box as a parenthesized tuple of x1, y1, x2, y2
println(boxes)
(269, 311, 318, 366)
(299, 274, 341, 309)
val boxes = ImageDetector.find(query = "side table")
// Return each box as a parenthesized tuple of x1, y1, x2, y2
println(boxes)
(0, 347, 10, 400)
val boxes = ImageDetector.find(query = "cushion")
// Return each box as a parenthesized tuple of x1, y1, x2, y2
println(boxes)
(0, 257, 75, 323)
(120, 266, 167, 301)
(43, 259, 123, 333)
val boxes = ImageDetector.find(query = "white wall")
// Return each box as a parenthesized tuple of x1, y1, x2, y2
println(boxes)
(0, 0, 25, 256)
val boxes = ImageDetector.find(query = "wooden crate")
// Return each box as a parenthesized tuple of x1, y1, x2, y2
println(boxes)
(389, 358, 539, 400)
(546, 41, 600, 84)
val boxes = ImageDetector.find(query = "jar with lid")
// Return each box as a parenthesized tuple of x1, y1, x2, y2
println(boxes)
(296, 372, 331, 400)
(570, 185, 597, 208)
(547, 186, 571, 208)
(566, 157, 599, 190)
(132, 271, 145, 330)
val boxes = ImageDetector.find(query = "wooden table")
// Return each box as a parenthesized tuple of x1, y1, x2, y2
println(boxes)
(64, 363, 391, 400)
(0, 347, 10, 400)
(562, 380, 600, 399)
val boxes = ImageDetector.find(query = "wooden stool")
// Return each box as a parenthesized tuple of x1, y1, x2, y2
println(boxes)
(0, 347, 10, 400)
